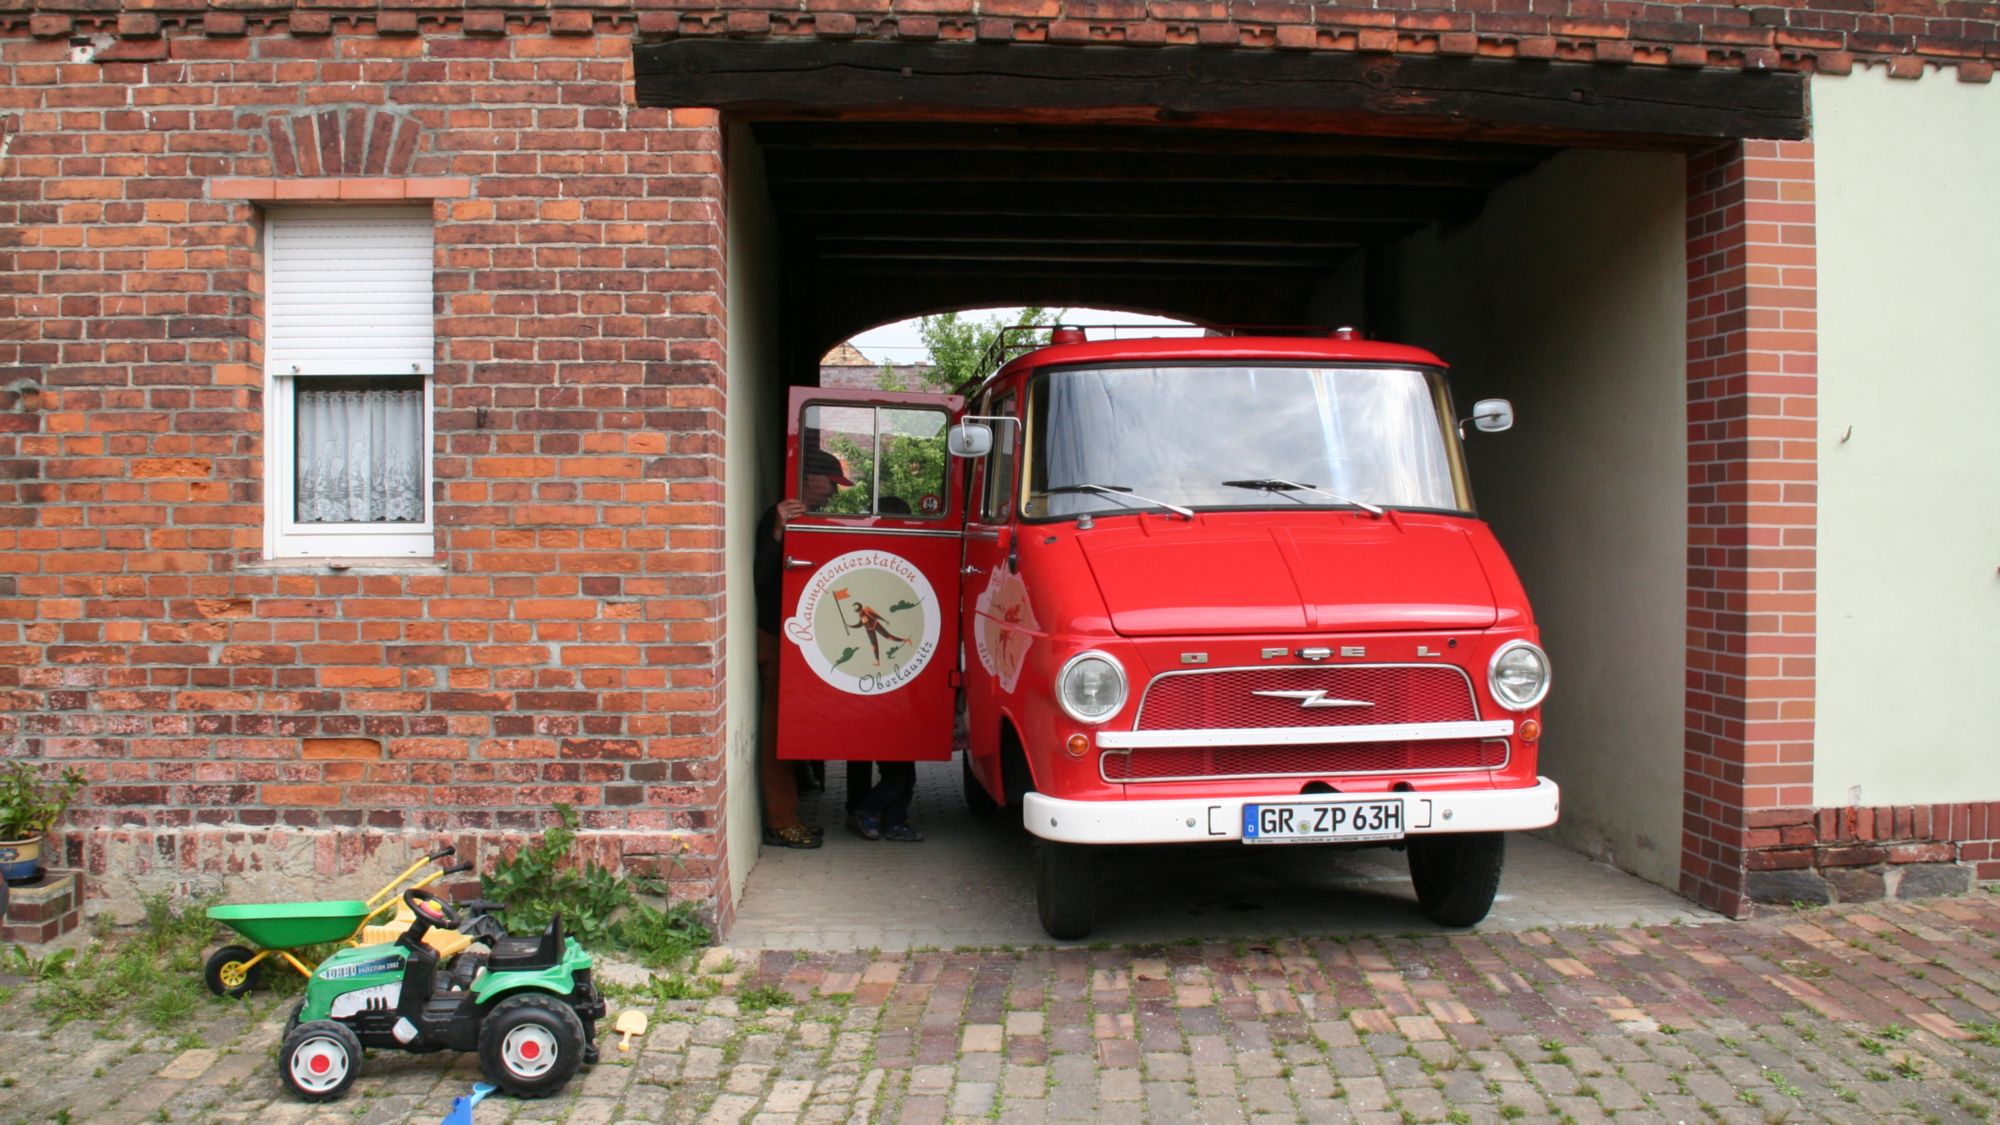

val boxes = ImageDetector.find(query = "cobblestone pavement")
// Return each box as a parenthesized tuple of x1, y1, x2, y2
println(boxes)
(6, 895, 2000, 1124)
(732, 762, 1709, 950)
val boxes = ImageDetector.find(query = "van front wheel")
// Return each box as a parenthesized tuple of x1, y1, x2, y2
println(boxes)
(1036, 840, 1097, 940)
(1406, 832, 1505, 928)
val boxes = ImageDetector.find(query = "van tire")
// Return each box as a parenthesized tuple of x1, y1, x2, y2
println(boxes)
(962, 751, 1002, 818)
(1406, 832, 1505, 928)
(1036, 840, 1096, 940)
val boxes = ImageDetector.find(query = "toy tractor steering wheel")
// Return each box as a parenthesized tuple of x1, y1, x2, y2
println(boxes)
(403, 887, 461, 931)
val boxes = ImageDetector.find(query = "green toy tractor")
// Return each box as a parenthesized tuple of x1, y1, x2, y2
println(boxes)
(278, 887, 606, 1101)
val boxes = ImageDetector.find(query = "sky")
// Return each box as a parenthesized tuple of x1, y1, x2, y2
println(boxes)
(846, 306, 1193, 365)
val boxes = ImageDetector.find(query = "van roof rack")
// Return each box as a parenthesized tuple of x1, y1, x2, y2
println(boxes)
(961, 323, 1344, 394)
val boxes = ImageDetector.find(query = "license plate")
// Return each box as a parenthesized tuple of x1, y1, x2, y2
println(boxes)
(1242, 798, 1405, 844)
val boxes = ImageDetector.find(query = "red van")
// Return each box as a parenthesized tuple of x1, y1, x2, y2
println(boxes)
(774, 328, 1557, 939)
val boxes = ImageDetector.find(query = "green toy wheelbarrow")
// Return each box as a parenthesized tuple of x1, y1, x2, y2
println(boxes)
(203, 847, 471, 996)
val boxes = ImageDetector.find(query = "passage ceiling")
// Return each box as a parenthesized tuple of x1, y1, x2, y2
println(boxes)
(653, 40, 1807, 360)
(757, 121, 1559, 354)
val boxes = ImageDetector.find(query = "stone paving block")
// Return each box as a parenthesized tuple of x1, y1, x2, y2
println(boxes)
(1195, 1094, 1248, 1122)
(1002, 1063, 1046, 1099)
(994, 1099, 1048, 1125)
(962, 1022, 1002, 1052)
(951, 1079, 998, 1115)
(1100, 1068, 1142, 1102)
(897, 1093, 948, 1124)
(1341, 1075, 1392, 1112)
(158, 1047, 219, 1080)
(1194, 1063, 1240, 1097)
(7, 899, 2000, 1125)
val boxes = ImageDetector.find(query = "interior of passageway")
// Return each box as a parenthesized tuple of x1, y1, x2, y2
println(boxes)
(726, 759, 1708, 951)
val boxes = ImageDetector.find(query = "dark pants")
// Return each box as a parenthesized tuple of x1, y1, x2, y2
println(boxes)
(850, 760, 916, 828)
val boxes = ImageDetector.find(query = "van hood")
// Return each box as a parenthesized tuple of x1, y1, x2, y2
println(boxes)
(1076, 520, 1500, 636)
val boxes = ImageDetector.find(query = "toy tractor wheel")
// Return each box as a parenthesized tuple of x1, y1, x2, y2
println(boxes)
(279, 1019, 363, 1102)
(203, 945, 264, 998)
(478, 993, 586, 1098)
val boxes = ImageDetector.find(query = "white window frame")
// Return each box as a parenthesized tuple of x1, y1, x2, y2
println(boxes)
(262, 206, 436, 560)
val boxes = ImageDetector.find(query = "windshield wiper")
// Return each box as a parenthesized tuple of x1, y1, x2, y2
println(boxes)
(1045, 483, 1195, 521)
(1220, 478, 1383, 518)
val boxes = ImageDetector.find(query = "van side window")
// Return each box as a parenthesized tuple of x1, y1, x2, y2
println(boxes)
(801, 402, 952, 518)
(980, 392, 1018, 523)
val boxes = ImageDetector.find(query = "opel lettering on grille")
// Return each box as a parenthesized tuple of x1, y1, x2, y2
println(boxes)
(1250, 690, 1376, 709)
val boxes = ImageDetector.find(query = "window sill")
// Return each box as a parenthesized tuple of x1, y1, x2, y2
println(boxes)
(239, 557, 448, 575)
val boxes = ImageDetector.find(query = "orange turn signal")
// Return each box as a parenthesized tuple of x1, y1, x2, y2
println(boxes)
(1065, 734, 1090, 758)
(1519, 719, 1541, 743)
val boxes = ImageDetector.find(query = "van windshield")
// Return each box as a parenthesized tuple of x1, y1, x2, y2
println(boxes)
(1025, 364, 1467, 519)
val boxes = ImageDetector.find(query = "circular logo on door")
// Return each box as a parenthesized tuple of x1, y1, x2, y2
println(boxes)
(784, 550, 941, 696)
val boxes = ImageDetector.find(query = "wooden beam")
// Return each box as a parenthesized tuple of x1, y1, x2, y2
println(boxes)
(815, 243, 1350, 269)
(810, 232, 1368, 252)
(820, 260, 1320, 279)
(751, 122, 1562, 164)
(760, 148, 1534, 190)
(788, 215, 1420, 246)
(639, 41, 1808, 144)
(767, 182, 1478, 223)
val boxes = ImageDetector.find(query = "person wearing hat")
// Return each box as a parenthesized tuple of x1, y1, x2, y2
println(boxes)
(751, 448, 855, 848)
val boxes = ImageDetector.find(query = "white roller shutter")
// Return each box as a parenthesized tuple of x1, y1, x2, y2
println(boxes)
(265, 207, 434, 377)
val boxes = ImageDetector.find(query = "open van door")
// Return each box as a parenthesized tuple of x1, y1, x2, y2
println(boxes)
(775, 387, 965, 762)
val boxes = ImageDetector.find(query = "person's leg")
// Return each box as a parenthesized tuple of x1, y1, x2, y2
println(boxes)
(757, 631, 814, 847)
(844, 761, 875, 814)
(867, 761, 919, 840)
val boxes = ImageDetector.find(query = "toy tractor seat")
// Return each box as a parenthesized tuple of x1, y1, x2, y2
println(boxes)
(359, 903, 475, 960)
(485, 913, 565, 973)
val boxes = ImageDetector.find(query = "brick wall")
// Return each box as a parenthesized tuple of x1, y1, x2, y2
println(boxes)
(5, 0, 1998, 81)
(2, 1, 1991, 927)
(1681, 140, 1819, 917)
(1745, 803, 2000, 905)
(0, 16, 733, 918)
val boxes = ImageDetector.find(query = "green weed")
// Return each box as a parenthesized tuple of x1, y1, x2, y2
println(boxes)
(735, 984, 791, 1013)
(649, 973, 720, 1003)
(480, 804, 710, 968)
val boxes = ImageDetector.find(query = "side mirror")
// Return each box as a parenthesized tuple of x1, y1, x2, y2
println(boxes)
(1467, 398, 1514, 435)
(948, 420, 994, 458)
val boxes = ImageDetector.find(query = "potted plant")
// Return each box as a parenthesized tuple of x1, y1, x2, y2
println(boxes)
(0, 762, 85, 885)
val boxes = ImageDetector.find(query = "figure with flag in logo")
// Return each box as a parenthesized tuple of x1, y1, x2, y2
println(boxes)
(838, 591, 910, 669)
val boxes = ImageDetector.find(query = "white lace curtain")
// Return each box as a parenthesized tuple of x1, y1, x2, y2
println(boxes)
(295, 386, 423, 523)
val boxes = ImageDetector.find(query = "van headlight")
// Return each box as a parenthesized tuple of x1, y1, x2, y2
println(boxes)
(1057, 651, 1127, 724)
(1488, 641, 1551, 711)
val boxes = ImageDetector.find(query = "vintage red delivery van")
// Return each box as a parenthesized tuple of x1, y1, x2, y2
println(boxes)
(774, 327, 1557, 939)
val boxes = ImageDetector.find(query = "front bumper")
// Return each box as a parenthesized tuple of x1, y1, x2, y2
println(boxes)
(1022, 777, 1559, 845)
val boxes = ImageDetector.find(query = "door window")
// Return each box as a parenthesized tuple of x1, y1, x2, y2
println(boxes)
(979, 393, 1018, 524)
(802, 403, 952, 518)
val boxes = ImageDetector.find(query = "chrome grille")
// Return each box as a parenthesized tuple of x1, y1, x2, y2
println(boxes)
(1101, 739, 1508, 783)
(1134, 665, 1478, 730)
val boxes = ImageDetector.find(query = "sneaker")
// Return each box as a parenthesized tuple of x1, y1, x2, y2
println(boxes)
(848, 813, 881, 841)
(881, 824, 924, 843)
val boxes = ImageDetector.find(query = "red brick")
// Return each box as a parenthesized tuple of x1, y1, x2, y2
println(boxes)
(302, 738, 383, 760)
(263, 785, 343, 806)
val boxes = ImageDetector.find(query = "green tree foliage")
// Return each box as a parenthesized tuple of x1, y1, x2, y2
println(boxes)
(825, 308, 1060, 517)
(904, 306, 1057, 392)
